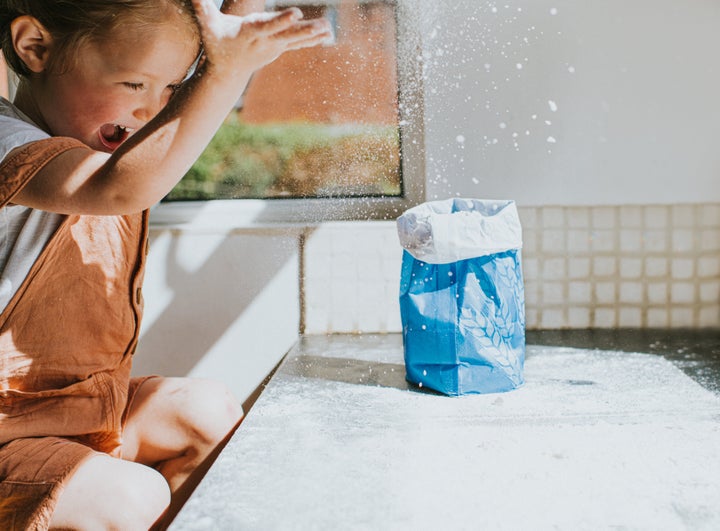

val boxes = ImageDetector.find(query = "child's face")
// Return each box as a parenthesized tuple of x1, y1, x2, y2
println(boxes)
(32, 12, 199, 153)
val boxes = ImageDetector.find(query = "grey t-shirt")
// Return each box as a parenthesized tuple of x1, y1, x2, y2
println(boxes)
(0, 97, 64, 311)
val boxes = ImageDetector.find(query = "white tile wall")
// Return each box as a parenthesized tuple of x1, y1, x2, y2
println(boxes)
(303, 222, 402, 334)
(302, 204, 720, 333)
(519, 203, 720, 329)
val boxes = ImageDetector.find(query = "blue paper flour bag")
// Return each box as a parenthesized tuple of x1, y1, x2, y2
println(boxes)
(397, 198, 525, 396)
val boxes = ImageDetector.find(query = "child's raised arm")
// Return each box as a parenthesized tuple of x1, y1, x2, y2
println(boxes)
(10, 1, 331, 215)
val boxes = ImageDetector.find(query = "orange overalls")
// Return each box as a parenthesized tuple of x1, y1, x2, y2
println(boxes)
(0, 138, 150, 529)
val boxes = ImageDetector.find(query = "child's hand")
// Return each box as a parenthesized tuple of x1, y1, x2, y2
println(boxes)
(220, 0, 265, 16)
(191, 0, 331, 80)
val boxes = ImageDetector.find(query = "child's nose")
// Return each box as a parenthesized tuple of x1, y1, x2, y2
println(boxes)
(133, 92, 171, 123)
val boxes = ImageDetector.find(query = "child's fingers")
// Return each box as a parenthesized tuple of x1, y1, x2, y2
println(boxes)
(242, 8, 303, 35)
(191, 0, 219, 19)
(191, 0, 224, 36)
(189, 2, 329, 72)
(282, 31, 333, 52)
(273, 18, 332, 46)
(220, 0, 265, 17)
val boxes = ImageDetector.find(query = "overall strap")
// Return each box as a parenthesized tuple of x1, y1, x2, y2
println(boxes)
(0, 137, 86, 208)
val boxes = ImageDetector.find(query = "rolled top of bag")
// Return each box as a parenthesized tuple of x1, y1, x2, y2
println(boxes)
(396, 198, 523, 264)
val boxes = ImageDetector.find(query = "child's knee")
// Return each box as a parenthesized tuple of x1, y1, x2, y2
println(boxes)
(123, 465, 172, 524)
(93, 465, 170, 529)
(177, 378, 243, 445)
(52, 456, 170, 530)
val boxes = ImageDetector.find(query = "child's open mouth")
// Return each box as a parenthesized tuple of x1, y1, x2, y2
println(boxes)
(99, 123, 133, 151)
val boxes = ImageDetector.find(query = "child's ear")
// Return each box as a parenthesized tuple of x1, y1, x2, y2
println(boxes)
(10, 16, 53, 73)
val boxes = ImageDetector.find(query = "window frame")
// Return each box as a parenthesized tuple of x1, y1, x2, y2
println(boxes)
(150, 0, 425, 227)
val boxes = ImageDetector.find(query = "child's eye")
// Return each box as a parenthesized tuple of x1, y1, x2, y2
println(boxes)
(124, 82, 144, 91)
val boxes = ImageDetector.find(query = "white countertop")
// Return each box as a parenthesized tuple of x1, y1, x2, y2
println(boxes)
(170, 333, 720, 530)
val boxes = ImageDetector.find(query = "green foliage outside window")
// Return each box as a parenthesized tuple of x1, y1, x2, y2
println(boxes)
(166, 114, 401, 201)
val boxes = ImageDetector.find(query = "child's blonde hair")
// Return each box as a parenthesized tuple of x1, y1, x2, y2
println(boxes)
(0, 0, 198, 77)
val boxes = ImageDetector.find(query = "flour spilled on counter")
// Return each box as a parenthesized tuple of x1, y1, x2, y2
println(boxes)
(176, 344, 720, 530)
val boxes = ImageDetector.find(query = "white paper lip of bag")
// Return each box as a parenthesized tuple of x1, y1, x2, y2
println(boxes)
(396, 198, 523, 265)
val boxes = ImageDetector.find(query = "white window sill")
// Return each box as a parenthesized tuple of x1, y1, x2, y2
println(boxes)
(149, 195, 421, 233)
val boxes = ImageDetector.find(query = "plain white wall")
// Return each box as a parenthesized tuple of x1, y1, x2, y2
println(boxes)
(133, 229, 301, 404)
(416, 0, 720, 205)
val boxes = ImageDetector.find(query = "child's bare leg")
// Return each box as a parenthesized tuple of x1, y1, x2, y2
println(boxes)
(50, 454, 171, 529)
(121, 377, 244, 521)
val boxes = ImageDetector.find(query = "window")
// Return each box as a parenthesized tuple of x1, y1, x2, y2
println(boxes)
(155, 0, 425, 223)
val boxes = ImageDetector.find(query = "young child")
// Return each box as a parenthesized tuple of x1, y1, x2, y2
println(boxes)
(0, 0, 330, 528)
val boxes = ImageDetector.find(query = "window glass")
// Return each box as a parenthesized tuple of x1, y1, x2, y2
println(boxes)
(166, 0, 402, 201)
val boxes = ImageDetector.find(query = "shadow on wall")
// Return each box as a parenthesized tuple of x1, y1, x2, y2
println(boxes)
(133, 227, 306, 403)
